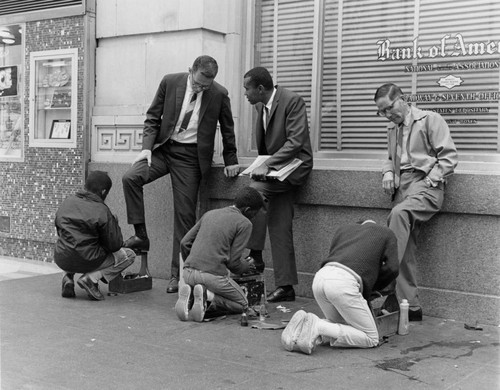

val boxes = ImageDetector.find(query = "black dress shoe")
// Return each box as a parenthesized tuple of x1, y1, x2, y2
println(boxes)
(267, 286, 295, 303)
(61, 274, 75, 298)
(77, 274, 104, 301)
(123, 235, 150, 252)
(244, 256, 265, 273)
(166, 277, 179, 293)
(409, 307, 423, 322)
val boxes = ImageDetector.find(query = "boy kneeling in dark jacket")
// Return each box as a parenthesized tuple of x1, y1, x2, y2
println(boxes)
(54, 171, 135, 300)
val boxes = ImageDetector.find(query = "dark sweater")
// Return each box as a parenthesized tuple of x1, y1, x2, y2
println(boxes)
(320, 223, 399, 300)
(181, 206, 253, 276)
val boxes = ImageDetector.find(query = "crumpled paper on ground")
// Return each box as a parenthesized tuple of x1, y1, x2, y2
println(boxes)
(250, 321, 286, 330)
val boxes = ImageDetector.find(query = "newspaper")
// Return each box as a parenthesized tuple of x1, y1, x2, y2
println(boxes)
(239, 155, 303, 181)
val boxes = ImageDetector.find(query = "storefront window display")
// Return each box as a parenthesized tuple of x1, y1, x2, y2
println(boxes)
(0, 24, 23, 161)
(29, 48, 77, 148)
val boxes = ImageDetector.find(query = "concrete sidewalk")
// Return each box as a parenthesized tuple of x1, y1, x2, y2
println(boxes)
(0, 259, 499, 390)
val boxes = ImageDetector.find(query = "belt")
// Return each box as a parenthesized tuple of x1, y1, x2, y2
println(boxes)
(167, 139, 197, 147)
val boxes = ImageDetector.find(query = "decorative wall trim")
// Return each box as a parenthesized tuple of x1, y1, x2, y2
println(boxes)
(91, 115, 226, 164)
(91, 115, 143, 163)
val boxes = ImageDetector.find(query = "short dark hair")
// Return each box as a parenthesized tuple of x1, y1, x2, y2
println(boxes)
(234, 186, 264, 211)
(192, 55, 218, 79)
(374, 83, 403, 101)
(85, 171, 112, 195)
(244, 67, 274, 90)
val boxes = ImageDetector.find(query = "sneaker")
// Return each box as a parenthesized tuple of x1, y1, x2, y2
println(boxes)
(189, 284, 207, 322)
(296, 313, 321, 355)
(281, 310, 307, 351)
(175, 284, 192, 321)
(61, 273, 75, 298)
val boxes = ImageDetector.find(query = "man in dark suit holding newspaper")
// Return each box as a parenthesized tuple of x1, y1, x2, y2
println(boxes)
(242, 66, 313, 303)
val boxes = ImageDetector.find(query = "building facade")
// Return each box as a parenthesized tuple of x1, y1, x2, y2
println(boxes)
(0, 0, 498, 324)
(0, 0, 95, 260)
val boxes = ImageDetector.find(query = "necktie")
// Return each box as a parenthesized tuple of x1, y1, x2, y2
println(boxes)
(393, 123, 404, 189)
(179, 93, 197, 133)
(263, 106, 269, 131)
(260, 107, 269, 154)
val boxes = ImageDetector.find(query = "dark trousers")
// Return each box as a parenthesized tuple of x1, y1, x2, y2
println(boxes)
(246, 180, 299, 287)
(122, 141, 201, 278)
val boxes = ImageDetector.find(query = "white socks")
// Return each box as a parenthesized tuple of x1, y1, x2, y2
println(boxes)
(88, 271, 102, 283)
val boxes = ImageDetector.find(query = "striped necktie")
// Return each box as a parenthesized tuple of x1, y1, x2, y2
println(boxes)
(179, 93, 197, 133)
(393, 123, 404, 189)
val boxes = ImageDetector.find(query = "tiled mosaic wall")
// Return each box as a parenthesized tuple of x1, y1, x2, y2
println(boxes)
(0, 16, 86, 261)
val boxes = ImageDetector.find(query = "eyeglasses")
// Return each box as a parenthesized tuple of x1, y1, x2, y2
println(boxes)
(191, 71, 212, 91)
(376, 97, 400, 117)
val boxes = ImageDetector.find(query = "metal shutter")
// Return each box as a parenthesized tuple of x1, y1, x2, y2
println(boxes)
(0, 0, 82, 16)
(416, 0, 500, 152)
(321, 0, 500, 153)
(257, 0, 499, 155)
(322, 0, 416, 151)
(257, 0, 315, 121)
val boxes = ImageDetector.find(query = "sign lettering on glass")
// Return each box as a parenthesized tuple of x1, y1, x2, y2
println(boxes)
(376, 33, 499, 131)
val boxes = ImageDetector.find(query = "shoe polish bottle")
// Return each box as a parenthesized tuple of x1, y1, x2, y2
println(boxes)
(240, 309, 248, 327)
(259, 294, 266, 322)
(398, 299, 409, 335)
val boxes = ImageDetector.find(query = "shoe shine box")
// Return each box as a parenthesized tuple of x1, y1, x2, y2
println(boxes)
(108, 252, 152, 294)
(370, 293, 400, 338)
(232, 273, 265, 306)
(108, 273, 152, 294)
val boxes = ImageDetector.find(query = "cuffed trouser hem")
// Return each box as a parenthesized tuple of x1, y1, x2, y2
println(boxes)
(89, 248, 136, 282)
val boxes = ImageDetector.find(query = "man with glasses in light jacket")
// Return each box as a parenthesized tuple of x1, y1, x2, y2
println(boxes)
(374, 83, 458, 321)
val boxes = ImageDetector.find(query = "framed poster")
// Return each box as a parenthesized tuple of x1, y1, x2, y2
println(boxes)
(49, 120, 71, 139)
(0, 66, 17, 97)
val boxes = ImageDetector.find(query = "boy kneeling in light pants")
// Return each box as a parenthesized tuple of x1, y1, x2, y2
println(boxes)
(282, 220, 398, 353)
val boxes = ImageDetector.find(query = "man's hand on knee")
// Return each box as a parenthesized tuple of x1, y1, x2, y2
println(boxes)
(382, 171, 395, 195)
(132, 150, 152, 166)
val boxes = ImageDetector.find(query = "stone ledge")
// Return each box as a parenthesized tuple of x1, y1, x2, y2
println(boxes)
(207, 167, 500, 216)
(420, 287, 500, 325)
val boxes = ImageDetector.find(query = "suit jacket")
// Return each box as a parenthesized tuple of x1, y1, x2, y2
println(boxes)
(142, 72, 238, 176)
(254, 86, 313, 186)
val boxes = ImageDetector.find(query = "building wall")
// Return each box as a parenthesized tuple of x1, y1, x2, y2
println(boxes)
(0, 16, 89, 260)
(88, 0, 499, 326)
(92, 0, 245, 164)
(0, 1, 497, 326)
